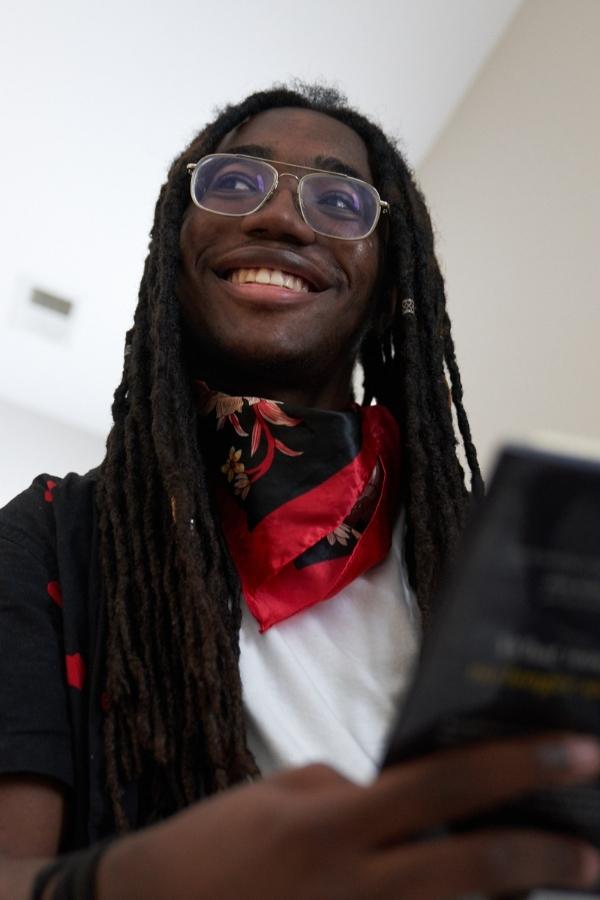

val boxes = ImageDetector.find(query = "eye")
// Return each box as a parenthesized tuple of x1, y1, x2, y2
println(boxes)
(213, 171, 263, 193)
(310, 182, 363, 219)
(318, 190, 360, 212)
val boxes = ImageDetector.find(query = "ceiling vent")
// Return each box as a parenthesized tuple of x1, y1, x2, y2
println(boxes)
(11, 284, 75, 341)
(30, 288, 73, 317)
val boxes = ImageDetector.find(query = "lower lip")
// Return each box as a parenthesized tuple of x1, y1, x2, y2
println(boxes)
(217, 276, 323, 306)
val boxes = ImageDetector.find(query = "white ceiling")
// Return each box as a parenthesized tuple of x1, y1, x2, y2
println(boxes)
(0, 0, 523, 437)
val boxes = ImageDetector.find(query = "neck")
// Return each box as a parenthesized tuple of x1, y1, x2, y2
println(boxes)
(184, 342, 358, 410)
(206, 376, 355, 410)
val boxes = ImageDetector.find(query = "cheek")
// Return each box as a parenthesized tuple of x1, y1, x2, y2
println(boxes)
(345, 235, 380, 301)
(179, 204, 226, 264)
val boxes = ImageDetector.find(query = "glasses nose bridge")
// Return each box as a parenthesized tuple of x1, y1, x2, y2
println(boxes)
(263, 169, 305, 218)
(272, 170, 301, 199)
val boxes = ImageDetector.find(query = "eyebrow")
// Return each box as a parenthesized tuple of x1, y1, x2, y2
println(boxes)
(223, 144, 365, 181)
(314, 156, 364, 181)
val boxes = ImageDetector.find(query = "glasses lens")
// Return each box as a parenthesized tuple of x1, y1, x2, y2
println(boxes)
(299, 173, 379, 239)
(191, 155, 275, 215)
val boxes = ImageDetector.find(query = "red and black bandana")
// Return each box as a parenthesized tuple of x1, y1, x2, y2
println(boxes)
(194, 382, 401, 631)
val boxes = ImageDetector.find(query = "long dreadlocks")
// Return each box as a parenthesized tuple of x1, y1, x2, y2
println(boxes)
(96, 82, 484, 830)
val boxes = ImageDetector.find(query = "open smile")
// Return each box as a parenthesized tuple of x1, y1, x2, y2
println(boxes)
(211, 247, 335, 295)
(226, 267, 312, 293)
(214, 269, 324, 306)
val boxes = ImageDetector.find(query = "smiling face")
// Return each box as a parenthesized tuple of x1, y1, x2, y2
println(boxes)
(176, 107, 383, 409)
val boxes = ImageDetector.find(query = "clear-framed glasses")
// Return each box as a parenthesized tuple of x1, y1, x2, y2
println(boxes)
(186, 153, 389, 241)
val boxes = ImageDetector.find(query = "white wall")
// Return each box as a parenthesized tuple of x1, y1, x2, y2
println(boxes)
(0, 398, 105, 507)
(417, 0, 600, 477)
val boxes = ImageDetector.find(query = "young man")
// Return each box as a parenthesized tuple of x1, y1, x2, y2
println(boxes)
(2, 85, 600, 899)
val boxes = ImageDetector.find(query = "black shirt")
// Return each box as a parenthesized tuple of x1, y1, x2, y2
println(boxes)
(0, 469, 136, 849)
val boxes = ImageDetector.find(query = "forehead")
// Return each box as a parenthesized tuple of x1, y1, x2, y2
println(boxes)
(216, 107, 374, 184)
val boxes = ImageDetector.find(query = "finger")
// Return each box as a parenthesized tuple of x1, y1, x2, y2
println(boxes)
(366, 828, 600, 900)
(268, 762, 351, 792)
(355, 733, 600, 844)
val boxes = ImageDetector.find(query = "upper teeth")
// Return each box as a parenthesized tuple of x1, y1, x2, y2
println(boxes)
(227, 267, 311, 293)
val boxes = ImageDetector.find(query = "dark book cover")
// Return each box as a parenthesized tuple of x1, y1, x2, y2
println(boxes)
(382, 444, 600, 872)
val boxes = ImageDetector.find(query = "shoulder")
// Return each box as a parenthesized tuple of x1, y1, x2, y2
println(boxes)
(0, 469, 100, 564)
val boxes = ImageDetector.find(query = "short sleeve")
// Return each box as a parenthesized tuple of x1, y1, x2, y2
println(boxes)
(0, 477, 74, 788)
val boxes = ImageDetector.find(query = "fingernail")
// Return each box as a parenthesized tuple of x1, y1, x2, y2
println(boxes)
(540, 737, 600, 774)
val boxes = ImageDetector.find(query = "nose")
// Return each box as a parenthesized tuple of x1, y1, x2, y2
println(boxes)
(240, 173, 316, 245)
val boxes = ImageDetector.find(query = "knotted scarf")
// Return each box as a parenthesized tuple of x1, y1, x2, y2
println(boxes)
(195, 382, 401, 631)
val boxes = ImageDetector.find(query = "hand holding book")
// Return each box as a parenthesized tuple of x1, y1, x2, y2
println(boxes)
(382, 444, 600, 892)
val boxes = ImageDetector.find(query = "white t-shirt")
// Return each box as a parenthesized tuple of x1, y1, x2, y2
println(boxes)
(239, 511, 421, 784)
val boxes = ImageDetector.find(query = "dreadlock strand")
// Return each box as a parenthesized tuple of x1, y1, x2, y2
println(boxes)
(441, 310, 484, 498)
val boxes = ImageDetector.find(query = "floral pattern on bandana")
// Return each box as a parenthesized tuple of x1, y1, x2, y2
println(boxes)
(194, 381, 401, 630)
(196, 385, 304, 496)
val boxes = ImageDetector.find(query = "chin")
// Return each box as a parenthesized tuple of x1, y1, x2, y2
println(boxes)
(223, 342, 322, 386)
(184, 328, 323, 386)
